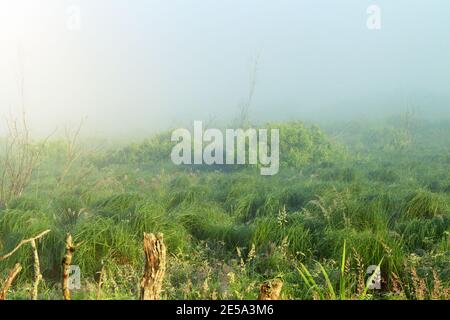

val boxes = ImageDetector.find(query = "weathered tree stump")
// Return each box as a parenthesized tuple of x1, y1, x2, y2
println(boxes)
(0, 263, 22, 300)
(62, 233, 75, 300)
(140, 233, 166, 300)
(258, 279, 283, 300)
(30, 239, 42, 300)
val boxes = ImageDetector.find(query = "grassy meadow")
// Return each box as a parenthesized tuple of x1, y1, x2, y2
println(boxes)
(0, 114, 449, 300)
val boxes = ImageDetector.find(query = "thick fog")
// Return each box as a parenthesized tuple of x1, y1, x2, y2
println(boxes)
(0, 0, 449, 137)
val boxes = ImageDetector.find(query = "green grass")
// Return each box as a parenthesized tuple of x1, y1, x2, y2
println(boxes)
(0, 117, 449, 300)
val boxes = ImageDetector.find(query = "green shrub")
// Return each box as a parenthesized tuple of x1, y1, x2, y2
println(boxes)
(267, 122, 344, 168)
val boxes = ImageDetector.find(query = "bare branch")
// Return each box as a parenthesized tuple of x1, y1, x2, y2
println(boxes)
(58, 119, 85, 186)
(0, 230, 51, 262)
(0, 263, 22, 300)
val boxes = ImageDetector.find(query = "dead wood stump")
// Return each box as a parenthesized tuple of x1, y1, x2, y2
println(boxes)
(259, 279, 283, 300)
(62, 233, 75, 300)
(140, 233, 166, 300)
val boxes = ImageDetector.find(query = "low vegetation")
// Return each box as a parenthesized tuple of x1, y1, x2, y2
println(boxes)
(0, 116, 448, 300)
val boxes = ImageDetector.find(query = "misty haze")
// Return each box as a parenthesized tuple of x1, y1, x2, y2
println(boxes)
(0, 0, 448, 302)
(0, 1, 449, 136)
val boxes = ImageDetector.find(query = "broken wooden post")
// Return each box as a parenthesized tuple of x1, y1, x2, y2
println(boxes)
(30, 239, 42, 300)
(258, 279, 283, 300)
(0, 263, 22, 300)
(140, 233, 166, 300)
(62, 233, 75, 300)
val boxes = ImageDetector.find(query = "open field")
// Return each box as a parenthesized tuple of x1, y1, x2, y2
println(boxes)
(0, 115, 449, 300)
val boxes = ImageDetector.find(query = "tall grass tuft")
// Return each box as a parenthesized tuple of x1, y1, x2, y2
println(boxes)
(403, 190, 447, 219)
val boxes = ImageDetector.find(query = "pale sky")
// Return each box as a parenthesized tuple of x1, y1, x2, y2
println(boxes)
(0, 0, 449, 137)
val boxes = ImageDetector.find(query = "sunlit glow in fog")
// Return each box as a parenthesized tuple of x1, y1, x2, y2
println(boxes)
(0, 1, 41, 41)
(0, 0, 449, 137)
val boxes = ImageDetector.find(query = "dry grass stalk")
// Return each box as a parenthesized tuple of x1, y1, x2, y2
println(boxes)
(62, 233, 76, 300)
(258, 279, 283, 300)
(430, 269, 449, 300)
(58, 120, 84, 186)
(238, 52, 260, 126)
(410, 267, 426, 300)
(140, 233, 166, 300)
(391, 272, 405, 298)
(353, 248, 365, 295)
(96, 262, 106, 300)
(0, 263, 22, 300)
